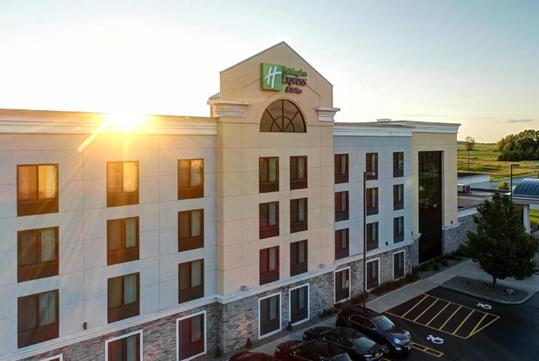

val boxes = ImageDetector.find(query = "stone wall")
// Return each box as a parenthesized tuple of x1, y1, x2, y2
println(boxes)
(457, 212, 477, 247)
(20, 246, 411, 360)
(22, 303, 222, 361)
(443, 211, 477, 255)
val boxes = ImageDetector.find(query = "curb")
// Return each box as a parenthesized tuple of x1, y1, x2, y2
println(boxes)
(439, 283, 538, 305)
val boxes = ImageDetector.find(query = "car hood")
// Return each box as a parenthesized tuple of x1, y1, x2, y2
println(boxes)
(385, 328, 411, 341)
(329, 353, 352, 361)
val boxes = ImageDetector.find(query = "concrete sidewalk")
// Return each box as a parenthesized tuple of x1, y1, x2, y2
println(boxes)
(252, 258, 539, 355)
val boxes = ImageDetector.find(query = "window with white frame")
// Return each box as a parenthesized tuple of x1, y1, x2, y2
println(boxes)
(393, 251, 405, 280)
(177, 312, 206, 361)
(289, 285, 309, 324)
(335, 268, 350, 303)
(106, 331, 142, 361)
(259, 294, 281, 337)
(366, 259, 380, 290)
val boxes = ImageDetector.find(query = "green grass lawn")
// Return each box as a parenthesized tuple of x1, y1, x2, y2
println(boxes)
(458, 143, 539, 181)
(531, 209, 539, 226)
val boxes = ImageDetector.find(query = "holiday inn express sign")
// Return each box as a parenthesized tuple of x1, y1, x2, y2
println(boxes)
(260, 63, 307, 94)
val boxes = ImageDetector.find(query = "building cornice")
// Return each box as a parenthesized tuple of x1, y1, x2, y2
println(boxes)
(333, 125, 413, 137)
(316, 107, 340, 122)
(207, 99, 250, 118)
(0, 110, 217, 135)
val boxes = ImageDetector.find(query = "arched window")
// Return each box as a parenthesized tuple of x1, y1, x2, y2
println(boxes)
(260, 99, 306, 133)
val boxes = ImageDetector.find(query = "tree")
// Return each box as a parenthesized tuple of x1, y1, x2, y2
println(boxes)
(466, 192, 538, 287)
(464, 136, 475, 174)
(497, 129, 539, 161)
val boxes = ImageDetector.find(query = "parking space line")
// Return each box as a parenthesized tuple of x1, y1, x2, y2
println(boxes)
(411, 341, 444, 358)
(426, 301, 451, 326)
(413, 298, 438, 322)
(468, 313, 488, 337)
(466, 314, 500, 339)
(439, 305, 462, 330)
(401, 294, 429, 318)
(452, 309, 475, 335)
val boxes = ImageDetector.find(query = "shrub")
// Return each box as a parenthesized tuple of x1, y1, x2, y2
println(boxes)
(245, 338, 253, 349)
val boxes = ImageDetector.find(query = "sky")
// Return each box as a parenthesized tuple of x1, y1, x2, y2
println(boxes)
(0, 0, 538, 142)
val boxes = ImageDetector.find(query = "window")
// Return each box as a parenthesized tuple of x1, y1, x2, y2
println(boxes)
(366, 222, 378, 251)
(17, 290, 59, 348)
(260, 246, 279, 285)
(393, 184, 404, 210)
(108, 273, 140, 323)
(17, 164, 58, 216)
(259, 294, 281, 337)
(290, 156, 307, 189)
(107, 162, 139, 207)
(290, 240, 308, 276)
(394, 251, 405, 280)
(335, 268, 350, 303)
(335, 229, 349, 260)
(393, 152, 404, 178)
(260, 99, 305, 133)
(178, 209, 204, 251)
(366, 259, 380, 290)
(178, 313, 205, 360)
(366, 153, 378, 180)
(178, 159, 204, 200)
(334, 154, 349, 184)
(259, 202, 279, 239)
(179, 260, 204, 304)
(335, 191, 349, 221)
(107, 333, 141, 361)
(289, 285, 309, 324)
(107, 217, 139, 265)
(366, 188, 378, 215)
(394, 217, 404, 243)
(18, 227, 59, 282)
(290, 198, 308, 233)
(259, 157, 279, 193)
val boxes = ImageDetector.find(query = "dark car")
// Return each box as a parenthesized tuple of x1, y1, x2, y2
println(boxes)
(230, 351, 275, 361)
(336, 307, 411, 354)
(275, 340, 352, 361)
(303, 326, 386, 361)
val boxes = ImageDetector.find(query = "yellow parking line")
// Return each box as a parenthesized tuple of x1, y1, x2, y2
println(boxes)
(452, 309, 475, 335)
(425, 301, 450, 326)
(411, 341, 444, 358)
(401, 294, 429, 318)
(466, 315, 500, 339)
(467, 313, 488, 337)
(440, 305, 462, 330)
(413, 299, 438, 322)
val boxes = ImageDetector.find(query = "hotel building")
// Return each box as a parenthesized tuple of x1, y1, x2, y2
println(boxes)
(0, 42, 459, 361)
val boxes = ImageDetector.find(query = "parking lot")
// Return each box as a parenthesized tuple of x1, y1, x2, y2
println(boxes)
(380, 287, 539, 360)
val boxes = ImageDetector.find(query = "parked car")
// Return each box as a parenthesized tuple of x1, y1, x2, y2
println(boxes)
(336, 307, 411, 354)
(275, 340, 352, 361)
(303, 326, 386, 361)
(230, 351, 275, 361)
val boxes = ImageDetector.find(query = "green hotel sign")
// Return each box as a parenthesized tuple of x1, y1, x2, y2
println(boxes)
(260, 63, 307, 94)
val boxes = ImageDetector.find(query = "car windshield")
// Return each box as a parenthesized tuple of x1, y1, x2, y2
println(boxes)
(372, 316, 395, 331)
(351, 337, 376, 352)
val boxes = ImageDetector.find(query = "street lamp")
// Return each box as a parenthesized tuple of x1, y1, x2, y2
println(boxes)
(510, 164, 519, 201)
(362, 170, 377, 310)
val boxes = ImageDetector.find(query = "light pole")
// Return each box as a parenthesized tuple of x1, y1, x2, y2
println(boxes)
(510, 163, 519, 201)
(362, 170, 376, 310)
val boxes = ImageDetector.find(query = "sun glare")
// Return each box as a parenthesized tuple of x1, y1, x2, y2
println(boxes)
(106, 112, 147, 133)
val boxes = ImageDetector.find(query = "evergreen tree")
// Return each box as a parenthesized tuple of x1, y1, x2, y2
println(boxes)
(467, 192, 538, 287)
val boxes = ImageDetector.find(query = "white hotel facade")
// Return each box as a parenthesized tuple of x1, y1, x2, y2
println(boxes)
(0, 43, 460, 361)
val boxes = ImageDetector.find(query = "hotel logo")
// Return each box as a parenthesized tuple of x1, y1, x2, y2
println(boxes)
(260, 63, 308, 93)
(260, 63, 284, 91)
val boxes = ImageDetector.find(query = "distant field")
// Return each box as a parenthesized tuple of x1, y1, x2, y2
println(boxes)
(531, 209, 539, 226)
(458, 143, 539, 182)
